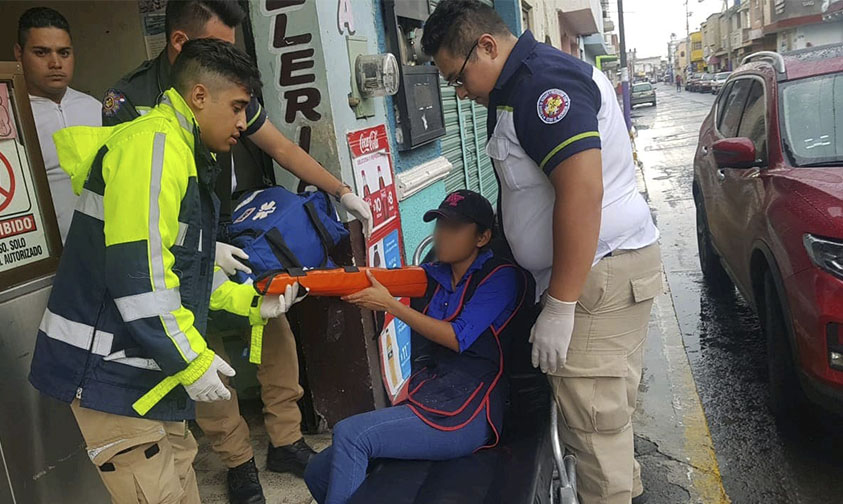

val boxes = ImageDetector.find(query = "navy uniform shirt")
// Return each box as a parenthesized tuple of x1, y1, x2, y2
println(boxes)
(486, 30, 659, 296)
(102, 49, 271, 218)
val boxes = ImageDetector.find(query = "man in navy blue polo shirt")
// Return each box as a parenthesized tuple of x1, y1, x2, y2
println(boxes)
(422, 2, 663, 503)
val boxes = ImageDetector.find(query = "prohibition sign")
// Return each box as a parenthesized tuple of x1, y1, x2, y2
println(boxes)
(0, 150, 14, 213)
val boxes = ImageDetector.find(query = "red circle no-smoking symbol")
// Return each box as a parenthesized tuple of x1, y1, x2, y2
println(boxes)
(0, 151, 15, 213)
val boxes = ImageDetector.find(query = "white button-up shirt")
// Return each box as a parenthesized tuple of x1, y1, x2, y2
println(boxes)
(30, 87, 102, 242)
(487, 31, 659, 296)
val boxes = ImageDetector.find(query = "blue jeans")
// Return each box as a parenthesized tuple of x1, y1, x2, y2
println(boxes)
(304, 404, 491, 504)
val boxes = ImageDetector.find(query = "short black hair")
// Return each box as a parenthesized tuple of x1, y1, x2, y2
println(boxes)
(17, 7, 71, 47)
(421, 0, 510, 58)
(165, 0, 245, 39)
(173, 38, 261, 96)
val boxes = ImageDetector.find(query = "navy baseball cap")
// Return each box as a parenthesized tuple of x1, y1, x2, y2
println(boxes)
(423, 189, 494, 230)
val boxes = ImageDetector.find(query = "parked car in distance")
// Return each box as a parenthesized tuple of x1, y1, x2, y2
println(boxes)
(710, 71, 732, 94)
(692, 44, 843, 421)
(697, 73, 715, 93)
(631, 81, 657, 107)
(686, 72, 702, 91)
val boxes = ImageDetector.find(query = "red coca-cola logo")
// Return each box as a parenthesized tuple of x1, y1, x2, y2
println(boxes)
(359, 130, 380, 154)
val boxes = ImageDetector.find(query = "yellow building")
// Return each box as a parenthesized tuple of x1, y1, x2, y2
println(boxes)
(690, 31, 705, 72)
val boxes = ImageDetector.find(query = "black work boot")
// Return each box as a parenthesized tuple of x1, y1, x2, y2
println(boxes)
(266, 438, 316, 477)
(227, 458, 265, 504)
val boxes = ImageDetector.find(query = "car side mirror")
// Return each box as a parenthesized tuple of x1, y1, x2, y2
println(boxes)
(712, 137, 761, 168)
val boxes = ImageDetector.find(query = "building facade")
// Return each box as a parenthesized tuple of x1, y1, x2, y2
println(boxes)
(690, 30, 705, 72)
(522, 0, 614, 65)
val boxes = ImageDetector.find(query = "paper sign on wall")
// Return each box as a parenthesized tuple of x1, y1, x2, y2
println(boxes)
(0, 83, 49, 272)
(379, 298, 413, 404)
(138, 0, 167, 60)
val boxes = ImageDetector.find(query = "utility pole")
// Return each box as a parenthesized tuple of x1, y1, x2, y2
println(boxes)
(685, 0, 691, 77)
(617, 0, 631, 130)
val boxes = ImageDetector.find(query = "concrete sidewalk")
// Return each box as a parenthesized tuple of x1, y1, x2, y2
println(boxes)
(194, 400, 327, 503)
(634, 282, 730, 503)
(631, 137, 729, 504)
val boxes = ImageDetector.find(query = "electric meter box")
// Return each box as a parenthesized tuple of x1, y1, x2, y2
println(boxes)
(383, 0, 446, 151)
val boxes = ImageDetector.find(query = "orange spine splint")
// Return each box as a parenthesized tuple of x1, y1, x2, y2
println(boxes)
(255, 266, 428, 298)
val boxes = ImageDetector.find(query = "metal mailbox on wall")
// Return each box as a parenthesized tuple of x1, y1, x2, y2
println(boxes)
(383, 0, 446, 151)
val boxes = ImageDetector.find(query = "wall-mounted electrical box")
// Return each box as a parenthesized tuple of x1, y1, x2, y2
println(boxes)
(383, 0, 446, 151)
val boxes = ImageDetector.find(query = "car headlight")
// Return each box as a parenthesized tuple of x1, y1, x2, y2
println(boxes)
(804, 234, 843, 280)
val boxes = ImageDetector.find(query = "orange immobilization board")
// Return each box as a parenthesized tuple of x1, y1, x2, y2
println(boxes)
(255, 267, 428, 298)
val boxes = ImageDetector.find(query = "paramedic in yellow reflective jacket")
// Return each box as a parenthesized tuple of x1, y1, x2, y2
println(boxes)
(28, 39, 302, 504)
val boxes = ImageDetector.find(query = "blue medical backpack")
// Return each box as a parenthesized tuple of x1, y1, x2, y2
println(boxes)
(227, 187, 349, 282)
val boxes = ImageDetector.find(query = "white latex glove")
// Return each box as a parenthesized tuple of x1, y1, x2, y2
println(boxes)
(530, 294, 577, 374)
(215, 242, 252, 277)
(260, 282, 307, 319)
(183, 355, 236, 402)
(340, 192, 374, 239)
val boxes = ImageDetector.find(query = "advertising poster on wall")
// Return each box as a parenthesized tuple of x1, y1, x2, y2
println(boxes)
(347, 124, 411, 403)
(347, 125, 399, 233)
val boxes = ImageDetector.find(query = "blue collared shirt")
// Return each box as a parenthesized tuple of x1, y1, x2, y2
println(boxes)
(421, 251, 519, 353)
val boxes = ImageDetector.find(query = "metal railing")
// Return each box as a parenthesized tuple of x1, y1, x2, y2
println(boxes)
(551, 400, 579, 504)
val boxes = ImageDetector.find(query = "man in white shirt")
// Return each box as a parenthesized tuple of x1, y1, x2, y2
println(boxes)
(15, 7, 101, 242)
(423, 2, 663, 503)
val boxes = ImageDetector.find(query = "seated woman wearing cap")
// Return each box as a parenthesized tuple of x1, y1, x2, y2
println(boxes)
(304, 190, 527, 504)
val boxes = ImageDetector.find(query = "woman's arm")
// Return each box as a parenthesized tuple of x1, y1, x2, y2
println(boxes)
(342, 271, 460, 352)
(343, 267, 519, 353)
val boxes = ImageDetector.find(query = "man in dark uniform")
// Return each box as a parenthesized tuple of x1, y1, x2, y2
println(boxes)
(103, 2, 373, 504)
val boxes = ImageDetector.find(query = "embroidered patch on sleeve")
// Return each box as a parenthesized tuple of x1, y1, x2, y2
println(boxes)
(536, 89, 571, 124)
(102, 89, 126, 117)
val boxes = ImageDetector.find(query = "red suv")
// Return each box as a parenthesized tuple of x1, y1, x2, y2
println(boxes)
(693, 44, 843, 419)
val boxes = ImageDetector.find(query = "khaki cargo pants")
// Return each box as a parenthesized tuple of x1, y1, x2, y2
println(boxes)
(70, 399, 200, 504)
(549, 242, 662, 504)
(196, 314, 304, 468)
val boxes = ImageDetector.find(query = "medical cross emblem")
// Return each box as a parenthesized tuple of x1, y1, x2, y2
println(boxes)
(252, 201, 277, 220)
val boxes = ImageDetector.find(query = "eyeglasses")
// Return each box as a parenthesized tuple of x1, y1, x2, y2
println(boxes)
(447, 40, 479, 88)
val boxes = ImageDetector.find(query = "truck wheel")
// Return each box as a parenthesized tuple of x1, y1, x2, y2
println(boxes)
(763, 271, 806, 421)
(695, 197, 733, 295)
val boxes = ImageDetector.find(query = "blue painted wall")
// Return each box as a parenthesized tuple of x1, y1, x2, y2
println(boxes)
(495, 0, 523, 36)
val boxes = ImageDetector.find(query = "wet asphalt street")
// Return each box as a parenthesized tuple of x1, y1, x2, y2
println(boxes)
(634, 84, 843, 504)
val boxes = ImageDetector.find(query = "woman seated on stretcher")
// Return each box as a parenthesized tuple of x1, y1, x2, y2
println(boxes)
(304, 190, 527, 504)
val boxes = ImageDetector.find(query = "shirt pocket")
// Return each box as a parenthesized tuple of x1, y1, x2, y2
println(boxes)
(485, 135, 548, 191)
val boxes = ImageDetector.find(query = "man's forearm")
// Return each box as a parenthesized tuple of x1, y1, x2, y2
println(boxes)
(547, 149, 603, 302)
(250, 121, 348, 197)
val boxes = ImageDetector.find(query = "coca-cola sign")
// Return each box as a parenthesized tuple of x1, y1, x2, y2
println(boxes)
(359, 130, 380, 154)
